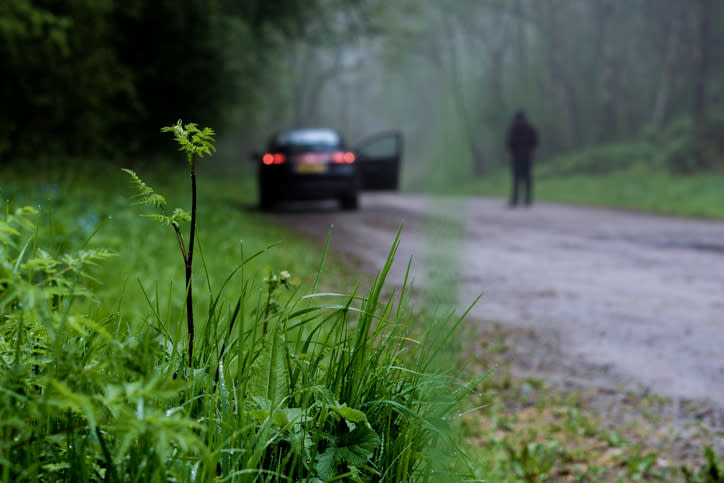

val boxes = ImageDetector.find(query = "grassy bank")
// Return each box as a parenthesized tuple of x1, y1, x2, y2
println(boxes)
(459, 323, 724, 482)
(2, 149, 722, 480)
(0, 152, 482, 481)
(455, 144, 724, 220)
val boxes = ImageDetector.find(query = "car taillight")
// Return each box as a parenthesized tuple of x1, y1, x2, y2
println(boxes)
(262, 153, 285, 165)
(332, 151, 355, 164)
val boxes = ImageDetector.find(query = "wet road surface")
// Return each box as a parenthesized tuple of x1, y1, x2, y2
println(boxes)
(269, 193, 724, 406)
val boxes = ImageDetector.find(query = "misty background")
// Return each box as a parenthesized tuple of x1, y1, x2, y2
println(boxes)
(2, 0, 722, 190)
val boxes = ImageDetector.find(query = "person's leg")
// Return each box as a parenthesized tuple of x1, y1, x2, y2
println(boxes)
(524, 160, 532, 205)
(510, 161, 519, 206)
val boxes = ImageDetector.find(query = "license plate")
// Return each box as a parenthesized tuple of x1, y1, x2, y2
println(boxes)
(296, 163, 327, 174)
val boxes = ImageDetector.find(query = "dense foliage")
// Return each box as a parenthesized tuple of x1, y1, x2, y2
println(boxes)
(0, 206, 477, 481)
(252, 0, 724, 185)
(0, 0, 388, 161)
(0, 126, 481, 481)
(4, 1, 722, 182)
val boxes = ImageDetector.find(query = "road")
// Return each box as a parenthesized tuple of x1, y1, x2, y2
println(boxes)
(270, 193, 724, 407)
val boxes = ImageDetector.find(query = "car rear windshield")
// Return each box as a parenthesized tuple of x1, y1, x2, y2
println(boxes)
(273, 129, 342, 153)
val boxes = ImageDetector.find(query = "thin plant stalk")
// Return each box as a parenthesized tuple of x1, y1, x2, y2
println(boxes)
(186, 155, 197, 365)
(125, 120, 215, 367)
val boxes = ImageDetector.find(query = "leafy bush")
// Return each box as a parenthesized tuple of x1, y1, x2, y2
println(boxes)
(682, 446, 724, 483)
(536, 113, 724, 178)
(537, 142, 658, 177)
(648, 115, 724, 174)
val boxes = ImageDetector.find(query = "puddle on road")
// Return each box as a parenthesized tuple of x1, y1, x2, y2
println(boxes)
(587, 233, 724, 254)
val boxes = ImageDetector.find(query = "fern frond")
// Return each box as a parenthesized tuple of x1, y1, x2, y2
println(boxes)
(171, 208, 191, 225)
(143, 209, 189, 228)
(161, 121, 216, 162)
(191, 127, 216, 158)
(122, 168, 167, 207)
(20, 249, 59, 273)
(0, 224, 21, 244)
(144, 214, 171, 225)
(0, 207, 38, 246)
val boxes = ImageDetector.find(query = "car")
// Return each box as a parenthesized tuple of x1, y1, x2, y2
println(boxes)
(253, 128, 402, 211)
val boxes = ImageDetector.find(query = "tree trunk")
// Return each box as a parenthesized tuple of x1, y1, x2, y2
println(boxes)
(442, 14, 486, 177)
(595, 0, 616, 143)
(291, 42, 311, 126)
(536, 0, 581, 150)
(652, 16, 681, 129)
(690, 0, 713, 127)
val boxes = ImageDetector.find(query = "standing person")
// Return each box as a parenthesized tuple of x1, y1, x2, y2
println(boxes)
(506, 110, 539, 206)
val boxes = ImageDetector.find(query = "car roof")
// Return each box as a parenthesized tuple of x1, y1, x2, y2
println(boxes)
(274, 128, 342, 146)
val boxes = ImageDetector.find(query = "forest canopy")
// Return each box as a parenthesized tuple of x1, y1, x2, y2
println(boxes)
(2, 0, 722, 178)
(0, 0, 387, 160)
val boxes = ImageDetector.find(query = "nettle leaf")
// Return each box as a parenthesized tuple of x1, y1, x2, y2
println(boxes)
(250, 409, 270, 421)
(271, 410, 290, 427)
(315, 423, 380, 480)
(332, 404, 367, 424)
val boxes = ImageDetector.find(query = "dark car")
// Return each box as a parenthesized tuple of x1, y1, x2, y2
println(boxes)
(254, 128, 402, 211)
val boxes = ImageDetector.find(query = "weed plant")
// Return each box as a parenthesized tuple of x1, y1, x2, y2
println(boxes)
(683, 446, 724, 482)
(0, 123, 482, 481)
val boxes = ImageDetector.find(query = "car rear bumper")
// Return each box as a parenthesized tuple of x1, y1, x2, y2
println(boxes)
(260, 172, 359, 201)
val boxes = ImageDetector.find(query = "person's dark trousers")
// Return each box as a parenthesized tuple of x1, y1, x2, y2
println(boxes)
(510, 158, 532, 206)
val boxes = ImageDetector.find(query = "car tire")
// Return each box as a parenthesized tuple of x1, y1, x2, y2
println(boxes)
(259, 189, 275, 212)
(391, 174, 400, 191)
(339, 192, 359, 211)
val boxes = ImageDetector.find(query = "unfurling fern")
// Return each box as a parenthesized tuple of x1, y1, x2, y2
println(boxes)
(121, 168, 167, 208)
(123, 120, 216, 367)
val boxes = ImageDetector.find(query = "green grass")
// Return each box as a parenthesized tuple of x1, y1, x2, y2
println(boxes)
(2, 160, 334, 319)
(3, 148, 723, 481)
(455, 144, 724, 220)
(456, 323, 724, 482)
(0, 158, 484, 481)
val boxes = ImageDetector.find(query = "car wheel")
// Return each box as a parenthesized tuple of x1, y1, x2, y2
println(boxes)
(259, 190, 275, 212)
(390, 174, 400, 191)
(339, 192, 359, 211)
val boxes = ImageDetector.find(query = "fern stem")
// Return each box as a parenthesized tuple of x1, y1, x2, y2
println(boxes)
(186, 160, 197, 366)
(161, 205, 188, 261)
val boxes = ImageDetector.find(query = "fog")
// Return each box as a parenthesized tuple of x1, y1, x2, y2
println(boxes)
(237, 0, 722, 190)
(2, 0, 720, 183)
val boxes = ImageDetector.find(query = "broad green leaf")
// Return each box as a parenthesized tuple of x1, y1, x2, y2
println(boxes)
(333, 404, 367, 424)
(48, 380, 98, 430)
(250, 409, 270, 421)
(315, 423, 380, 480)
(248, 325, 287, 407)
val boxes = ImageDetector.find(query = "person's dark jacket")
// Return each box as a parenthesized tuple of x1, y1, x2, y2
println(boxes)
(507, 115, 538, 161)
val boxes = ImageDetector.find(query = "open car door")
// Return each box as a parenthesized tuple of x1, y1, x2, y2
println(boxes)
(354, 131, 403, 191)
